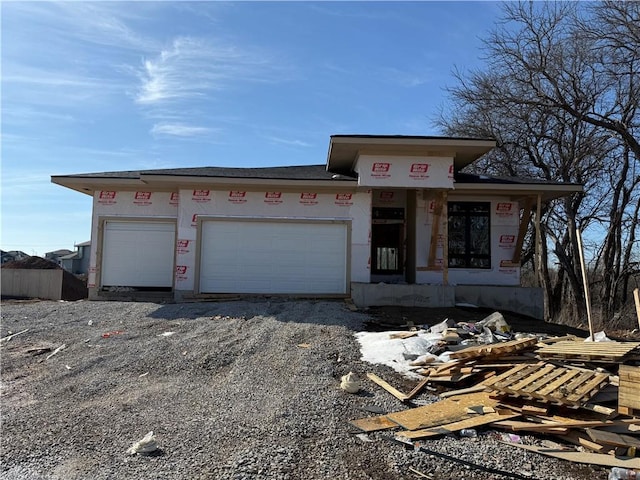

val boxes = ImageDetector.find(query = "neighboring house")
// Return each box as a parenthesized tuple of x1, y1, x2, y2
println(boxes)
(45, 249, 73, 266)
(51, 135, 582, 318)
(59, 241, 91, 275)
(0, 250, 30, 264)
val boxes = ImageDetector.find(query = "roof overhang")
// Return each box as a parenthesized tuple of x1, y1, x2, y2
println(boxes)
(326, 135, 496, 175)
(51, 174, 358, 196)
(453, 182, 583, 202)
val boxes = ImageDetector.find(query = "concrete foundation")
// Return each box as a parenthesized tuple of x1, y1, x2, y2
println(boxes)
(350, 283, 455, 308)
(454, 285, 544, 319)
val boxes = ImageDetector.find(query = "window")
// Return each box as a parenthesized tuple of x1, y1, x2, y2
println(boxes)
(448, 202, 490, 269)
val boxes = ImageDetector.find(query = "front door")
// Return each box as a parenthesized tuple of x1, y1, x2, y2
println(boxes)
(371, 223, 403, 275)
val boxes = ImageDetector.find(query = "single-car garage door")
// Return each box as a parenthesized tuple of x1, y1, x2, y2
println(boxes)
(199, 220, 348, 294)
(101, 221, 176, 288)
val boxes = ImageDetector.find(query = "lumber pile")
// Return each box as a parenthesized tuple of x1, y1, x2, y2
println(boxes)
(350, 315, 640, 471)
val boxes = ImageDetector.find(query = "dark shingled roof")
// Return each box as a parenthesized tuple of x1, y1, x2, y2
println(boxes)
(55, 164, 356, 181)
(455, 172, 580, 186)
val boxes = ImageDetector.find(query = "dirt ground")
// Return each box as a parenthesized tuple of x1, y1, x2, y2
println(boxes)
(0, 299, 621, 480)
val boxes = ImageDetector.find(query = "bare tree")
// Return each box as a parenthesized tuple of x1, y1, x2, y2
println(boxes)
(437, 1, 640, 324)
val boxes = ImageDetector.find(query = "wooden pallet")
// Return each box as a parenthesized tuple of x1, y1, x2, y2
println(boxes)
(483, 362, 610, 407)
(619, 365, 640, 413)
(536, 341, 640, 362)
(448, 337, 538, 360)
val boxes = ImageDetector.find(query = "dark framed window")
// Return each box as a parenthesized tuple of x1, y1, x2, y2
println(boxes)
(447, 202, 491, 269)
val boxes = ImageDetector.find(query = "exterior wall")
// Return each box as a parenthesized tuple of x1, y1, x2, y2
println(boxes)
(355, 154, 454, 189)
(1, 269, 63, 300)
(88, 187, 371, 296)
(415, 193, 520, 286)
(176, 188, 371, 293)
(88, 190, 179, 291)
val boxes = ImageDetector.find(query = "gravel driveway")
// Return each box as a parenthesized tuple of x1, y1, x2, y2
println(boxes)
(1, 299, 607, 479)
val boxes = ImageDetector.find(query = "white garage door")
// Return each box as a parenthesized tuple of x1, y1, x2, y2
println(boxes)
(200, 220, 348, 294)
(102, 221, 175, 288)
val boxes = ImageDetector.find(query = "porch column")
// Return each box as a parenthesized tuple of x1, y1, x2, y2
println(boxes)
(406, 190, 416, 284)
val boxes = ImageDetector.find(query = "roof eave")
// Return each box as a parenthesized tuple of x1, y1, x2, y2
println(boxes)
(326, 135, 496, 175)
(453, 182, 583, 201)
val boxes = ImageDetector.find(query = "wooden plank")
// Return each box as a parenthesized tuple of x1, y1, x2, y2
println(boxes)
(586, 429, 640, 449)
(482, 362, 541, 389)
(439, 385, 488, 399)
(386, 392, 500, 431)
(484, 362, 609, 407)
(511, 196, 533, 264)
(406, 377, 430, 400)
(366, 373, 408, 401)
(349, 415, 398, 432)
(397, 413, 520, 440)
(499, 441, 640, 469)
(634, 288, 640, 329)
(558, 431, 611, 454)
(491, 420, 569, 434)
(449, 338, 538, 360)
(502, 419, 640, 431)
(619, 365, 640, 411)
(537, 341, 640, 361)
(506, 364, 558, 393)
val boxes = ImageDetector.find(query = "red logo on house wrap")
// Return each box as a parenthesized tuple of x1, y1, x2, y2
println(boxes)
(300, 192, 318, 205)
(192, 190, 211, 203)
(133, 191, 152, 205)
(379, 191, 395, 203)
(264, 191, 283, 205)
(228, 191, 247, 204)
(448, 164, 455, 179)
(191, 214, 199, 226)
(371, 162, 391, 178)
(177, 239, 191, 254)
(409, 163, 430, 179)
(176, 265, 188, 281)
(496, 202, 516, 218)
(335, 193, 353, 206)
(98, 191, 117, 205)
(170, 192, 179, 205)
(500, 235, 516, 246)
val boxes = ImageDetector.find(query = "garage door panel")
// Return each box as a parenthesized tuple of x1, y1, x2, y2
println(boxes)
(200, 220, 347, 294)
(102, 221, 175, 288)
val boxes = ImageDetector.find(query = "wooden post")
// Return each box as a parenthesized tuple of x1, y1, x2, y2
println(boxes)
(535, 194, 542, 288)
(633, 288, 640, 330)
(576, 228, 594, 341)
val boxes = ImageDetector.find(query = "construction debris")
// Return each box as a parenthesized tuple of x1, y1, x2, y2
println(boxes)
(351, 311, 640, 475)
(340, 372, 361, 394)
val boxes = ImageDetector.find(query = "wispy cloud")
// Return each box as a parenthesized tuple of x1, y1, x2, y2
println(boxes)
(263, 136, 313, 148)
(380, 66, 434, 88)
(135, 36, 280, 105)
(151, 122, 216, 138)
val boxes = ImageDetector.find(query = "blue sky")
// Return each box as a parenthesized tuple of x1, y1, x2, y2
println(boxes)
(1, 1, 502, 256)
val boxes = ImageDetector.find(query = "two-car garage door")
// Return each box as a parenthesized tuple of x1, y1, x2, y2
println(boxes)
(199, 220, 348, 294)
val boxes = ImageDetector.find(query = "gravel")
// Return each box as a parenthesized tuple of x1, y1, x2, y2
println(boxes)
(0, 299, 609, 479)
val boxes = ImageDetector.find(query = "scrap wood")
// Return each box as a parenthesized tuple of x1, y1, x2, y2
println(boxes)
(439, 385, 488, 399)
(385, 391, 500, 431)
(619, 365, 640, 412)
(397, 412, 520, 440)
(536, 340, 640, 362)
(499, 441, 640, 469)
(448, 337, 538, 361)
(389, 331, 418, 339)
(538, 334, 580, 345)
(366, 373, 430, 402)
(350, 415, 398, 432)
(483, 361, 610, 407)
(367, 373, 409, 401)
(586, 428, 640, 449)
(558, 431, 612, 454)
(0, 328, 30, 343)
(46, 344, 66, 360)
(494, 418, 640, 432)
(492, 420, 570, 435)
